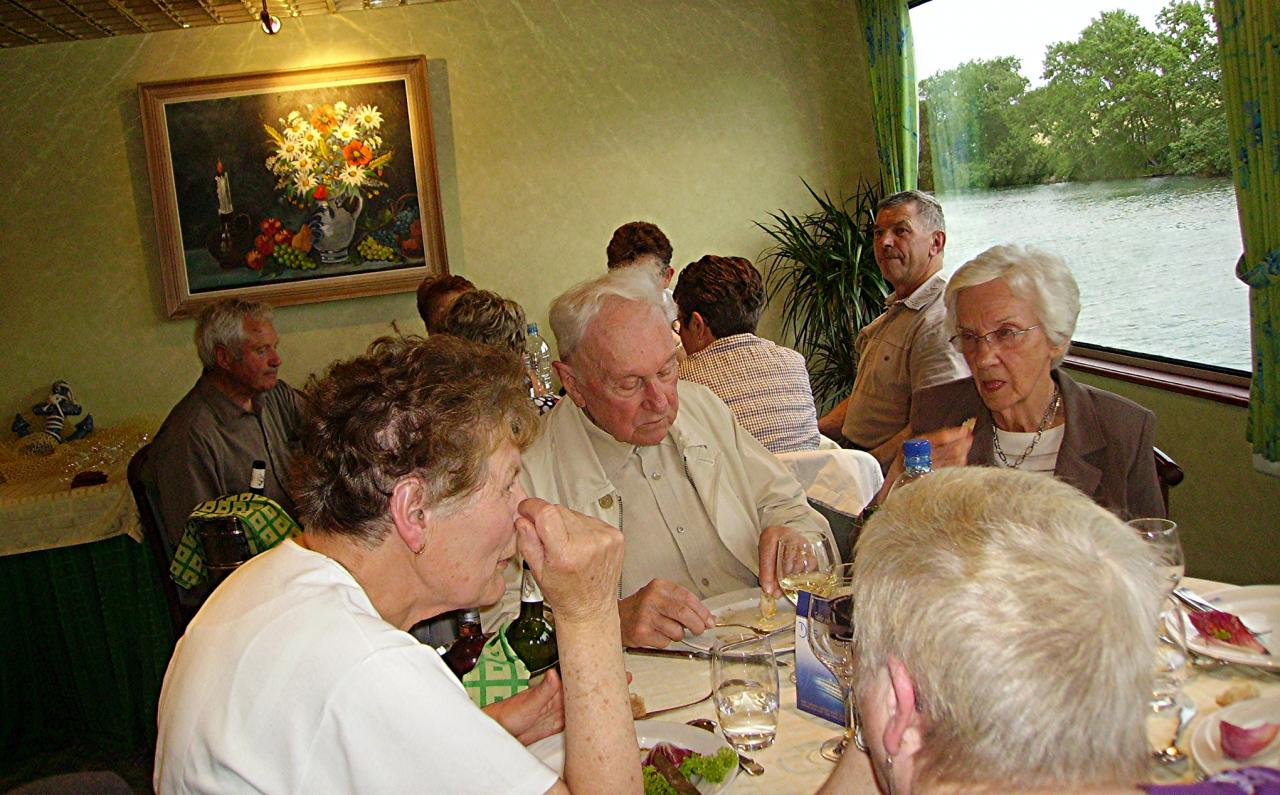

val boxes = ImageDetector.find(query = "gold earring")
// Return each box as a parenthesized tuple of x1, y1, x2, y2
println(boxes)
(414, 543, 426, 556)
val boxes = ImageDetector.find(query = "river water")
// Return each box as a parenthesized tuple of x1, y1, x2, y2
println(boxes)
(936, 176, 1249, 373)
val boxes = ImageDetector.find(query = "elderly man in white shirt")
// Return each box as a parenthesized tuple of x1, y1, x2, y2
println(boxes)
(520, 268, 834, 648)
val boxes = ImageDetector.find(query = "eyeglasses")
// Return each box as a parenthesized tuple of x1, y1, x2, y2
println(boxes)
(949, 325, 1042, 352)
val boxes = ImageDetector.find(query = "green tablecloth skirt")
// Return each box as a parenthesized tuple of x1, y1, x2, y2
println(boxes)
(0, 534, 174, 762)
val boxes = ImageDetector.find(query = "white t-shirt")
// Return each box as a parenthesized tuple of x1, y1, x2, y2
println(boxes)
(154, 539, 558, 795)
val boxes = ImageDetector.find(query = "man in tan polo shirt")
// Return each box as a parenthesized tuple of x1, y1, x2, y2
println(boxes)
(818, 190, 969, 469)
(520, 268, 833, 649)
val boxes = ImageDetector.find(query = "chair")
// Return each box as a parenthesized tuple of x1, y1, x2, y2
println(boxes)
(126, 443, 197, 638)
(775, 442, 884, 563)
(1154, 446, 1184, 516)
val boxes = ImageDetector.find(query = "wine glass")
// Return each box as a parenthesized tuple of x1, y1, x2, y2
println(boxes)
(1129, 518, 1187, 699)
(805, 562, 864, 761)
(1128, 518, 1193, 772)
(776, 530, 837, 606)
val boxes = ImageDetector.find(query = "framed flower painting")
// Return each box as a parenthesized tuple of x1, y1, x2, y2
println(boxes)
(139, 57, 447, 318)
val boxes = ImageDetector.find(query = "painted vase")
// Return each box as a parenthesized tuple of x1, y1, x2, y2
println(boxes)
(309, 195, 363, 265)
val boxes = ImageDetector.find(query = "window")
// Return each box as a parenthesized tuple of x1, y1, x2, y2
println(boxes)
(909, 0, 1248, 377)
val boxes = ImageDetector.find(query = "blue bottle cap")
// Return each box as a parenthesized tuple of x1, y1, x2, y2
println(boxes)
(903, 438, 931, 458)
(526, 323, 538, 334)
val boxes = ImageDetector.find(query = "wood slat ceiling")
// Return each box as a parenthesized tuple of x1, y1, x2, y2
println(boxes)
(0, 0, 451, 48)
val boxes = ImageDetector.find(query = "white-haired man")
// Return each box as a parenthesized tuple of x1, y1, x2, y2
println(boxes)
(149, 299, 300, 548)
(520, 269, 833, 648)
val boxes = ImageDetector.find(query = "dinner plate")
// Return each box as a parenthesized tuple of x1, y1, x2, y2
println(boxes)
(1182, 585, 1280, 671)
(527, 719, 739, 794)
(1189, 695, 1280, 775)
(682, 587, 796, 653)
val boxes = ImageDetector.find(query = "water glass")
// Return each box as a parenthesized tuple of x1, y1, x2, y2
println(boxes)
(775, 530, 837, 606)
(711, 635, 780, 751)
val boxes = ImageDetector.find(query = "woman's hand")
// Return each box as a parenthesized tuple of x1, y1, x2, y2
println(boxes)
(515, 497, 624, 624)
(874, 423, 975, 505)
(482, 668, 564, 745)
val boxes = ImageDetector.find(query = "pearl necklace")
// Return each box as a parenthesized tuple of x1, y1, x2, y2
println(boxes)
(992, 386, 1062, 469)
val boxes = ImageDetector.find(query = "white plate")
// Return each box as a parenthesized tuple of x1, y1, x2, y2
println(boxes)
(527, 719, 739, 794)
(1189, 695, 1280, 775)
(682, 587, 796, 653)
(1182, 585, 1280, 671)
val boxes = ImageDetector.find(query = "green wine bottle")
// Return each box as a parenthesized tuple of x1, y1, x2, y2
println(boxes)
(507, 562, 558, 675)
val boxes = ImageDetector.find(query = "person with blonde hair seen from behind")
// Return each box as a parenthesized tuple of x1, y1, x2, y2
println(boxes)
(819, 466, 1280, 795)
(444, 289, 559, 414)
(903, 244, 1163, 519)
(155, 335, 640, 794)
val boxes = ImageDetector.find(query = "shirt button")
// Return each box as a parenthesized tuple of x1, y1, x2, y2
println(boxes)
(598, 495, 614, 509)
(676, 525, 685, 534)
(651, 471, 662, 481)
(701, 578, 710, 587)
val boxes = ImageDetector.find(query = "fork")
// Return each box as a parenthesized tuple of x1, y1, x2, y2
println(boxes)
(637, 691, 713, 720)
(714, 621, 791, 637)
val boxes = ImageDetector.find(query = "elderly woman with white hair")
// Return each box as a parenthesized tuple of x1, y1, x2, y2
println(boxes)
(900, 244, 1164, 519)
(818, 466, 1172, 794)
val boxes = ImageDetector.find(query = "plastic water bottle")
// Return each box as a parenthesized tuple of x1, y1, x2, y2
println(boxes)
(524, 323, 554, 397)
(886, 438, 932, 502)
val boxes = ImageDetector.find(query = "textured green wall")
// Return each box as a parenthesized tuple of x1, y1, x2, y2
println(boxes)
(1067, 369, 1280, 585)
(0, 0, 876, 424)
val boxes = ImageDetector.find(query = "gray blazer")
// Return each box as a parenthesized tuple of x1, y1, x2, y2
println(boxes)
(911, 370, 1165, 520)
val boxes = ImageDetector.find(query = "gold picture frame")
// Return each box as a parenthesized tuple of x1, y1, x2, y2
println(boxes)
(139, 56, 447, 318)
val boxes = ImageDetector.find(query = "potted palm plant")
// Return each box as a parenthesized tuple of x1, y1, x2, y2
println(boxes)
(757, 181, 888, 411)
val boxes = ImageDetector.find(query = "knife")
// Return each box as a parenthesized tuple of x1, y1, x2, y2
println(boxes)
(625, 646, 711, 660)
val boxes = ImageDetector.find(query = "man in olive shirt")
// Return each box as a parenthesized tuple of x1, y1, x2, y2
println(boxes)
(520, 268, 832, 648)
(818, 190, 969, 469)
(148, 299, 300, 549)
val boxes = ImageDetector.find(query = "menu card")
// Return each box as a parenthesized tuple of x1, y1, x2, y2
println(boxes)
(794, 590, 844, 725)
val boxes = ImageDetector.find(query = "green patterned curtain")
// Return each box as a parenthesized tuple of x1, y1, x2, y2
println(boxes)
(1215, 0, 1280, 474)
(861, 0, 918, 193)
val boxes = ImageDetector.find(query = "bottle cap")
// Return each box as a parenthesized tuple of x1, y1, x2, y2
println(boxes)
(527, 323, 538, 334)
(903, 439, 931, 457)
(252, 459, 266, 469)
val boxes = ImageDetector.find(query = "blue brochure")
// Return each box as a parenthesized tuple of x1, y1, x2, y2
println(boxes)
(794, 590, 844, 725)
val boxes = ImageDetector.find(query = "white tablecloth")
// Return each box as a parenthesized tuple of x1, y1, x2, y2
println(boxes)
(775, 444, 883, 518)
(622, 577, 1279, 790)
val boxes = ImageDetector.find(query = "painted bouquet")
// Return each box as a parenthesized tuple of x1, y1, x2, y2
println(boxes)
(263, 101, 393, 203)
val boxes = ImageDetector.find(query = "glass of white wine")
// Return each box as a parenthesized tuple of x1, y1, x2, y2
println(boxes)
(776, 530, 837, 606)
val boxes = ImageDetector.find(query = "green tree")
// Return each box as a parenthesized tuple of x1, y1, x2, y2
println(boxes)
(920, 57, 1050, 191)
(1038, 10, 1173, 180)
(1156, 1, 1229, 175)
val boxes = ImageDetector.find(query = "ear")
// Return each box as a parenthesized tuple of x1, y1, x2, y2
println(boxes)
(212, 343, 236, 371)
(929, 229, 947, 258)
(554, 360, 587, 408)
(882, 657, 925, 759)
(388, 476, 431, 556)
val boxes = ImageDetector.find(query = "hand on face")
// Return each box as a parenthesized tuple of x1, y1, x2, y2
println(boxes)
(617, 579, 715, 648)
(515, 497, 624, 624)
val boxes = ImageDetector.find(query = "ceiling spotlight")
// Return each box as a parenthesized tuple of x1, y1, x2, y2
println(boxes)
(259, 0, 281, 34)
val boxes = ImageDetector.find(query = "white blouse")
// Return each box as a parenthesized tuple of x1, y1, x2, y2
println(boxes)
(993, 423, 1065, 472)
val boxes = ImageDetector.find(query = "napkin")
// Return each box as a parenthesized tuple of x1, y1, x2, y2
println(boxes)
(462, 620, 530, 707)
(169, 493, 301, 589)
